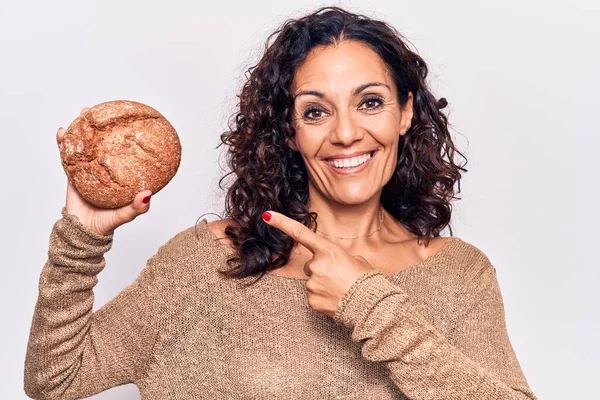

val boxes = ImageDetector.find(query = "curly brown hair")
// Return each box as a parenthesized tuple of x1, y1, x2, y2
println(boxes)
(207, 6, 467, 283)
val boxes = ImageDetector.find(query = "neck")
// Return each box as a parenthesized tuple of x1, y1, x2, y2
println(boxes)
(306, 196, 384, 245)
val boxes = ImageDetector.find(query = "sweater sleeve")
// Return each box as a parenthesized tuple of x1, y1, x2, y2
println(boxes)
(24, 207, 163, 400)
(332, 265, 537, 400)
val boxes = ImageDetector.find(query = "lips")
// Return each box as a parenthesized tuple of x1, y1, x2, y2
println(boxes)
(323, 150, 378, 174)
(324, 150, 374, 161)
(326, 151, 373, 168)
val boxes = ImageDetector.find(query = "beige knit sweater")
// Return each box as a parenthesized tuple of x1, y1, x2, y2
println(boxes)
(24, 207, 537, 399)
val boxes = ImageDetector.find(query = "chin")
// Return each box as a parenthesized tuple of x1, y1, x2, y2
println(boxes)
(330, 192, 375, 205)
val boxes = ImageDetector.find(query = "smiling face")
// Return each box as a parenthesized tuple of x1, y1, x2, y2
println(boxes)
(289, 39, 413, 206)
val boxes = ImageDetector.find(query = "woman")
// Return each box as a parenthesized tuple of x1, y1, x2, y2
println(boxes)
(24, 6, 537, 400)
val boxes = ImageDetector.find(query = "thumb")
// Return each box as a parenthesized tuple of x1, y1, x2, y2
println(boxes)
(116, 190, 152, 224)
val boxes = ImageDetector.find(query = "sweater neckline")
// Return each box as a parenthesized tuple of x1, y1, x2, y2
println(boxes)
(196, 218, 460, 284)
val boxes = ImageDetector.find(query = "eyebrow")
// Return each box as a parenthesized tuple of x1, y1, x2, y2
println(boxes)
(293, 82, 391, 100)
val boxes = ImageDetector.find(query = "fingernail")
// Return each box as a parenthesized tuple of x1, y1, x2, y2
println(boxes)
(262, 211, 272, 222)
(142, 195, 151, 204)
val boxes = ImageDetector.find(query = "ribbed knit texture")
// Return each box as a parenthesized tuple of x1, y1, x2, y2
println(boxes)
(24, 207, 537, 399)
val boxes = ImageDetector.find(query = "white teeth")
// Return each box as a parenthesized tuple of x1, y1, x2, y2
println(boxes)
(327, 152, 372, 169)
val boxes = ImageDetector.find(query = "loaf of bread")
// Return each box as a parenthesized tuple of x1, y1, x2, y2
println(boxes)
(59, 100, 181, 209)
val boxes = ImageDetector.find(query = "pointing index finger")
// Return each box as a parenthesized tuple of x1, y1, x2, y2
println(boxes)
(263, 211, 323, 254)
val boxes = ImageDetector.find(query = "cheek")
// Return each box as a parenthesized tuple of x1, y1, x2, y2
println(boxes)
(292, 126, 326, 155)
(366, 114, 401, 176)
(365, 118, 400, 148)
(362, 111, 401, 141)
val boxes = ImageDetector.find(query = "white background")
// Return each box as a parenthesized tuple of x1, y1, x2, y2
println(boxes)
(2, 0, 598, 398)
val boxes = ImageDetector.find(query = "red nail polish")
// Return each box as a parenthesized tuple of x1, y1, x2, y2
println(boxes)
(262, 211, 272, 222)
(142, 195, 151, 204)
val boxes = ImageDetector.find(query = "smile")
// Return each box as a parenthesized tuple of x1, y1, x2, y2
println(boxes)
(323, 150, 377, 174)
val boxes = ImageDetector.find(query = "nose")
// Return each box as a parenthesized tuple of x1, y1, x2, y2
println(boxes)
(330, 110, 364, 146)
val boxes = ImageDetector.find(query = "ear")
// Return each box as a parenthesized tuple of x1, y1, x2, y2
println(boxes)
(399, 91, 414, 136)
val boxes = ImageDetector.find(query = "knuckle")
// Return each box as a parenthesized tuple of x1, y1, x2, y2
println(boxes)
(309, 261, 321, 272)
(305, 280, 317, 292)
(293, 227, 304, 240)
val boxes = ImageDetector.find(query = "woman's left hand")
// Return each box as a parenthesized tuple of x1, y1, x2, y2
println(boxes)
(262, 210, 376, 318)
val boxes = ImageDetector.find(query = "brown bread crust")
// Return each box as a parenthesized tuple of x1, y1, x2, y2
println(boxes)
(59, 100, 181, 208)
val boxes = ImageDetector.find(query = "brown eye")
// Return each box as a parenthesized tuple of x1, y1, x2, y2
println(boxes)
(303, 106, 326, 121)
(360, 96, 384, 111)
(365, 100, 379, 108)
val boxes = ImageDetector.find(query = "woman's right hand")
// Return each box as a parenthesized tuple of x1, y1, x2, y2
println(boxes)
(57, 107, 153, 236)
